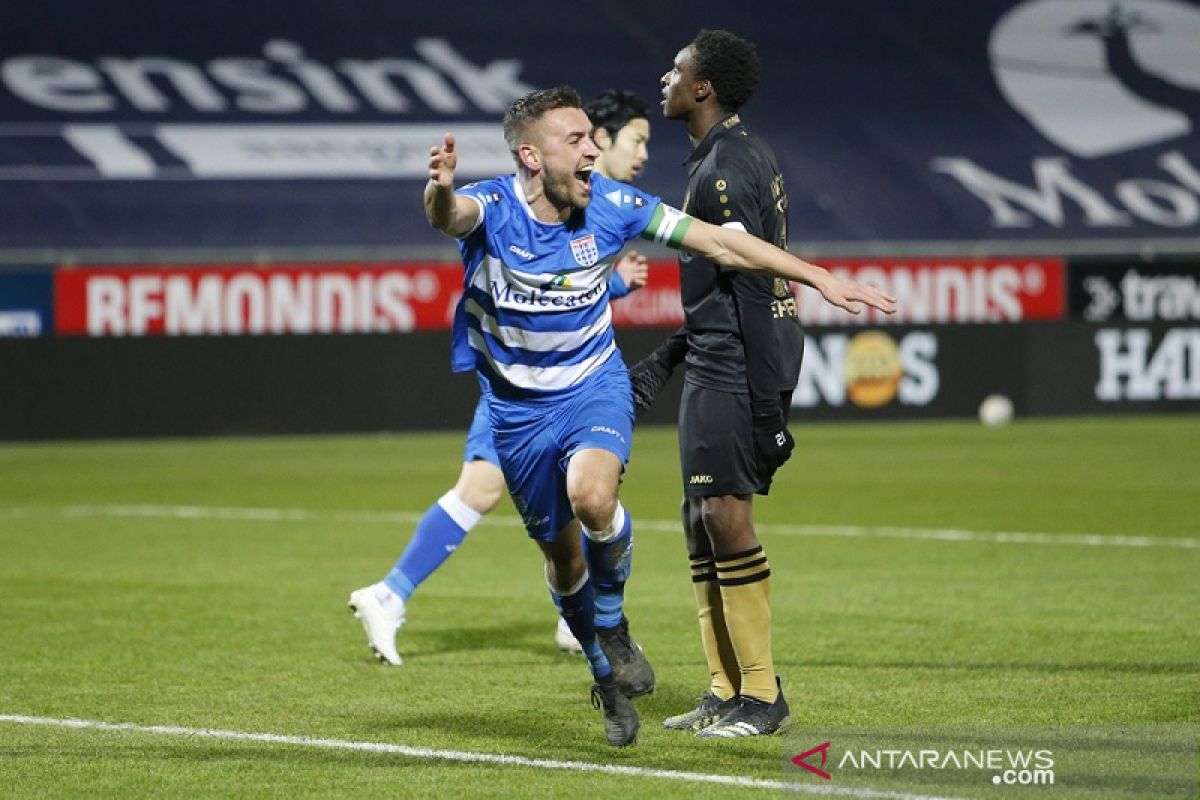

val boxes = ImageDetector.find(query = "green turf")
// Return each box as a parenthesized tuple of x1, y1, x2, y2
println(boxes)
(1, 416, 1197, 798)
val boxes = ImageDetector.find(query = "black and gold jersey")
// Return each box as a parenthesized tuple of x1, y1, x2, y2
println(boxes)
(678, 114, 804, 404)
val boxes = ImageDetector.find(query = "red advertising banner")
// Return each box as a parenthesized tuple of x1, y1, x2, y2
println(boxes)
(51, 256, 1064, 337)
(797, 257, 1066, 325)
(53, 261, 687, 337)
(55, 263, 464, 336)
(618, 257, 1066, 327)
(611, 260, 683, 328)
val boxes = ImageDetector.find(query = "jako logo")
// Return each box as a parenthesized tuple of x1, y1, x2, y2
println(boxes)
(688, 474, 714, 485)
(792, 741, 832, 780)
(989, 0, 1200, 158)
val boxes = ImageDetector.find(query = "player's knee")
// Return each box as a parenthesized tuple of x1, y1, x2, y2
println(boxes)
(454, 462, 506, 513)
(458, 482, 504, 514)
(681, 496, 703, 532)
(568, 486, 617, 533)
(700, 497, 748, 539)
(699, 500, 726, 535)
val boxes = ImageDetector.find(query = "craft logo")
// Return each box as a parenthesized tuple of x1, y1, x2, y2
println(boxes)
(509, 494, 549, 533)
(507, 244, 536, 261)
(934, 0, 1200, 229)
(790, 740, 1055, 788)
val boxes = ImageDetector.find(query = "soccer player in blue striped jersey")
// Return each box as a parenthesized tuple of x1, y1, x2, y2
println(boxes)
(348, 91, 653, 695)
(348, 92, 657, 695)
(425, 86, 894, 747)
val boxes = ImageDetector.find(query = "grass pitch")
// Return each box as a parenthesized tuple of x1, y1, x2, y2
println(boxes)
(0, 416, 1197, 798)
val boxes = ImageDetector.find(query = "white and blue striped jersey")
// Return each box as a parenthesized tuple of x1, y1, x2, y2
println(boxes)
(449, 172, 691, 397)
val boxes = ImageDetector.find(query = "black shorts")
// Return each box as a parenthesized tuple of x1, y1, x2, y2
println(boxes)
(678, 382, 762, 497)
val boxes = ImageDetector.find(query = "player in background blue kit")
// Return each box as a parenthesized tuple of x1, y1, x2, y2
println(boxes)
(348, 92, 655, 697)
(423, 86, 895, 746)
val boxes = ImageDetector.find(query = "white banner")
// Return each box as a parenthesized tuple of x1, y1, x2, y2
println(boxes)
(58, 123, 512, 179)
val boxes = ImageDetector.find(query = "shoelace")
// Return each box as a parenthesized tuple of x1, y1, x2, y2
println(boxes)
(717, 696, 770, 725)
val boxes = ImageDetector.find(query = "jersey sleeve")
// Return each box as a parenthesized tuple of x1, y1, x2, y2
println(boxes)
(453, 180, 497, 239)
(607, 269, 631, 299)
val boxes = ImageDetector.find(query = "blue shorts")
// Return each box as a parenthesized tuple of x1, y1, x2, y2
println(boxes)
(462, 397, 500, 467)
(487, 363, 633, 541)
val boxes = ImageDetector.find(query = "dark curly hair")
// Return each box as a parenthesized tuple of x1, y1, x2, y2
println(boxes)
(584, 90, 650, 141)
(691, 29, 760, 113)
(503, 86, 582, 159)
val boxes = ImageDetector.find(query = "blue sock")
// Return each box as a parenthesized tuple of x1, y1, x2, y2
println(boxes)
(551, 575, 612, 680)
(583, 504, 633, 629)
(384, 491, 479, 601)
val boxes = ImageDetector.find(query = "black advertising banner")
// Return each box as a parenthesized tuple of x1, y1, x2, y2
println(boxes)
(790, 325, 1024, 421)
(1068, 256, 1200, 323)
(1, 321, 1195, 439)
(1049, 323, 1200, 412)
(791, 321, 1200, 422)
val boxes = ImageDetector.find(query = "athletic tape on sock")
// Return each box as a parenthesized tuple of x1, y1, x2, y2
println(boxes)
(545, 564, 590, 597)
(437, 490, 483, 531)
(582, 502, 626, 544)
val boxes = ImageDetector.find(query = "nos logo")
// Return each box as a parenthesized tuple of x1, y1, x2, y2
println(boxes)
(990, 0, 1200, 157)
(793, 331, 940, 409)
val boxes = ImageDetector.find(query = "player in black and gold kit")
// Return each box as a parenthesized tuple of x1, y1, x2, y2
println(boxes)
(635, 29, 813, 738)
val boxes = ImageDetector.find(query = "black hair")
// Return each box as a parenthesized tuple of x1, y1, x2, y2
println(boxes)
(691, 29, 760, 113)
(502, 86, 582, 156)
(584, 90, 650, 141)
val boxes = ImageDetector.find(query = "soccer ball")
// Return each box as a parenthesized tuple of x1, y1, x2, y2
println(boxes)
(978, 394, 1014, 427)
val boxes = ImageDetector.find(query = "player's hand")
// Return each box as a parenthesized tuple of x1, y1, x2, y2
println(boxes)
(428, 134, 458, 187)
(629, 353, 674, 421)
(615, 250, 649, 292)
(817, 275, 897, 316)
(752, 410, 795, 481)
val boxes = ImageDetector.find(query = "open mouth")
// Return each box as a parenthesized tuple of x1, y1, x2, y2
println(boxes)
(575, 164, 593, 193)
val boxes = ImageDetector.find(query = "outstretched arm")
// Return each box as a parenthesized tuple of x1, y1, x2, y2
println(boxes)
(677, 216, 896, 315)
(424, 133, 483, 238)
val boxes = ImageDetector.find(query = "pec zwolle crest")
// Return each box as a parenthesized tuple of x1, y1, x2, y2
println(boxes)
(570, 234, 599, 267)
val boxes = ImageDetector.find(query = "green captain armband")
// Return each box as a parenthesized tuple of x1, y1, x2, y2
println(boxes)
(639, 203, 693, 249)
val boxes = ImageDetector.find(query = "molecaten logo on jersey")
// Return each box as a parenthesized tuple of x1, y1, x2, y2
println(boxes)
(934, 0, 1200, 230)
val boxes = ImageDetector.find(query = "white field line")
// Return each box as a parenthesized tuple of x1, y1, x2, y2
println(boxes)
(0, 714, 959, 800)
(1, 504, 1196, 550)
